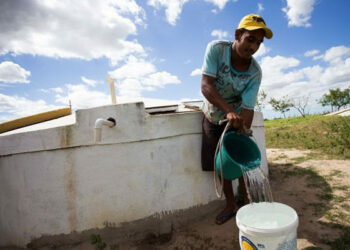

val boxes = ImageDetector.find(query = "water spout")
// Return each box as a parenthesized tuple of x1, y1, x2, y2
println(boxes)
(94, 117, 116, 143)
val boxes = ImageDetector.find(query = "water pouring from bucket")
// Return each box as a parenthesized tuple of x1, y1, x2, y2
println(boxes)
(213, 122, 299, 249)
(214, 122, 273, 202)
(215, 130, 261, 180)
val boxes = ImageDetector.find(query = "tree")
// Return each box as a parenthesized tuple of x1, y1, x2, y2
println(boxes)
(269, 96, 293, 118)
(318, 87, 350, 112)
(291, 95, 310, 117)
(255, 90, 267, 112)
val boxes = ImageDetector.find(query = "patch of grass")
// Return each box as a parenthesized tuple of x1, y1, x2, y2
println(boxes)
(333, 185, 349, 191)
(328, 170, 344, 178)
(325, 170, 345, 182)
(291, 152, 324, 164)
(318, 192, 334, 201)
(275, 153, 288, 160)
(264, 114, 325, 128)
(91, 234, 107, 250)
(324, 209, 349, 227)
(340, 203, 350, 210)
(333, 195, 346, 203)
(265, 115, 350, 159)
(290, 156, 307, 164)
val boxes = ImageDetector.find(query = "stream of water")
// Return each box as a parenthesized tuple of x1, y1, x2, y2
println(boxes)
(241, 165, 274, 203)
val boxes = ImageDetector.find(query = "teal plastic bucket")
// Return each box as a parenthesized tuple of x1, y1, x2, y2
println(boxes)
(215, 131, 261, 180)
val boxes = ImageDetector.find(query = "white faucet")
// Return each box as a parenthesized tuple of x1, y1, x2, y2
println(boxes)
(94, 118, 116, 143)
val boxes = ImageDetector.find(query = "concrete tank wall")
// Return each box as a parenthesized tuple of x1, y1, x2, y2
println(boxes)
(0, 102, 267, 247)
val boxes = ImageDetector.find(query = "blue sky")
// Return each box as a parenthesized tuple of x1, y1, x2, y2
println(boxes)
(0, 0, 350, 122)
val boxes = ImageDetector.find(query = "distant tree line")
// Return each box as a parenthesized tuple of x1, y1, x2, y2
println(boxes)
(255, 86, 350, 118)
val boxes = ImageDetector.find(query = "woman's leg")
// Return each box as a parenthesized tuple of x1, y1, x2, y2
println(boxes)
(239, 176, 250, 205)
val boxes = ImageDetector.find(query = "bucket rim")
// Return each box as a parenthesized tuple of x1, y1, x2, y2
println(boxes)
(222, 131, 261, 169)
(236, 202, 299, 236)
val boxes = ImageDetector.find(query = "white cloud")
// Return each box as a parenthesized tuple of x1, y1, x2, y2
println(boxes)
(55, 84, 110, 109)
(312, 54, 323, 61)
(108, 56, 181, 97)
(147, 0, 231, 25)
(258, 3, 264, 12)
(321, 57, 350, 86)
(323, 45, 350, 64)
(211, 29, 229, 40)
(260, 45, 350, 109)
(254, 43, 270, 58)
(0, 61, 30, 83)
(117, 96, 180, 107)
(301, 65, 323, 83)
(261, 56, 300, 73)
(204, 0, 230, 10)
(109, 56, 156, 79)
(39, 87, 64, 93)
(282, 0, 316, 27)
(304, 49, 319, 57)
(38, 89, 50, 93)
(51, 87, 64, 93)
(0, 93, 61, 122)
(144, 72, 180, 87)
(147, 0, 189, 26)
(116, 78, 144, 97)
(260, 55, 304, 95)
(81, 76, 98, 87)
(0, 89, 183, 122)
(190, 68, 202, 76)
(0, 0, 146, 65)
(55, 82, 181, 109)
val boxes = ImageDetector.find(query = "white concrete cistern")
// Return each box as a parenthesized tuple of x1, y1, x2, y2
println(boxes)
(94, 117, 116, 143)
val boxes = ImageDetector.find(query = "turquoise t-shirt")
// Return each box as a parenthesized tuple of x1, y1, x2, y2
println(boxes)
(201, 40, 262, 124)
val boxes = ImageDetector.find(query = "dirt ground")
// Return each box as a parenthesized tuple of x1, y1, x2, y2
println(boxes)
(129, 148, 350, 250)
(5, 148, 350, 250)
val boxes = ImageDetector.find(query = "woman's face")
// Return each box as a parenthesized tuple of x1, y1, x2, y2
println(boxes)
(235, 29, 265, 60)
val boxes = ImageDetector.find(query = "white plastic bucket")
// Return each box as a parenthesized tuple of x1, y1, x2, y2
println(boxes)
(236, 202, 298, 250)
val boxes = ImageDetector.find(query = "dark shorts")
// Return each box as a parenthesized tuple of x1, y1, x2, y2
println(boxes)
(201, 117, 233, 171)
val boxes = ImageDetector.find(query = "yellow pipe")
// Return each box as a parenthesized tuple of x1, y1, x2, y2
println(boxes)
(0, 107, 72, 134)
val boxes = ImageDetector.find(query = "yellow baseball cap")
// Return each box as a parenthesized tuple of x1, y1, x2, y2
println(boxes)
(238, 14, 273, 39)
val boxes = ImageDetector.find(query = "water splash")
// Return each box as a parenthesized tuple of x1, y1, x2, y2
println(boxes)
(242, 165, 273, 203)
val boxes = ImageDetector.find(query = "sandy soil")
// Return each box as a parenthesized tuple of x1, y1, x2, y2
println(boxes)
(6, 148, 350, 250)
(138, 148, 350, 250)
(135, 148, 350, 250)
(266, 149, 350, 250)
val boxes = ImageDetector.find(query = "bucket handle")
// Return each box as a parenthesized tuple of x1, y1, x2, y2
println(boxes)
(219, 118, 259, 144)
(213, 122, 230, 198)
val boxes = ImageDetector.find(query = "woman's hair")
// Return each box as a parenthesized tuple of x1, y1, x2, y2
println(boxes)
(239, 28, 247, 33)
(238, 28, 266, 37)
